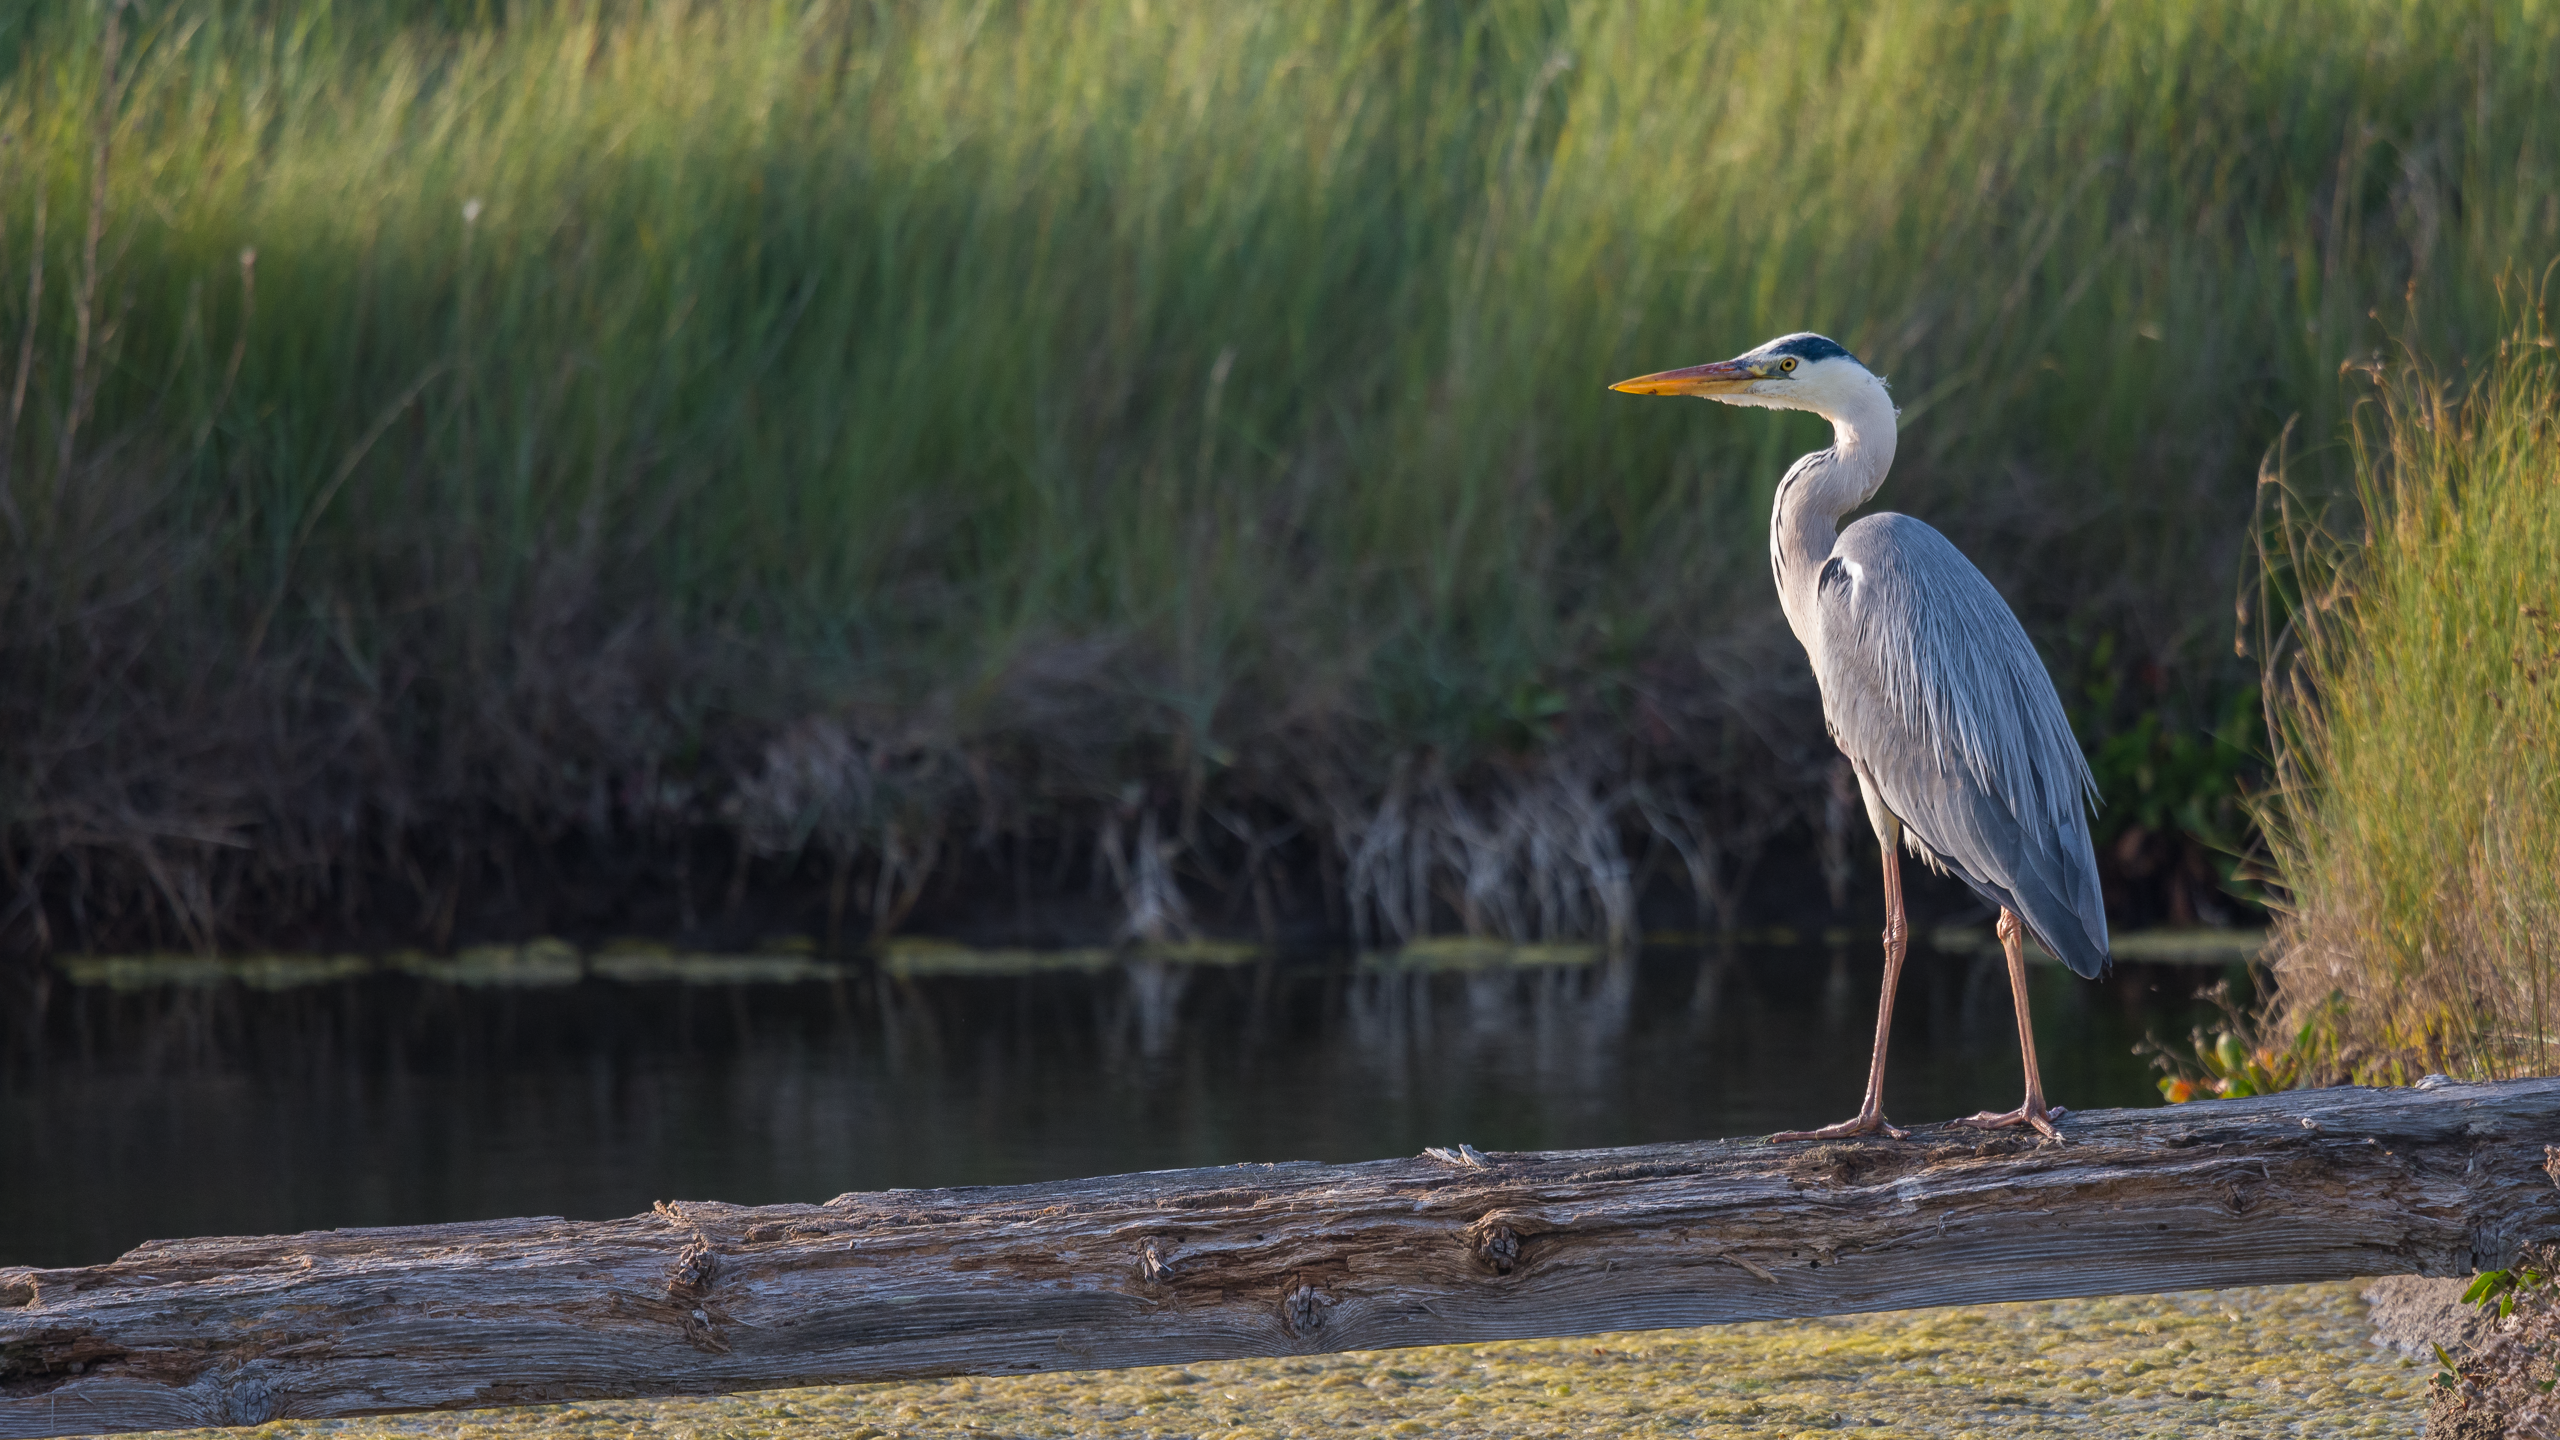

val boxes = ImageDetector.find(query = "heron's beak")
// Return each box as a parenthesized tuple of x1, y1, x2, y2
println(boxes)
(1608, 358, 1763, 396)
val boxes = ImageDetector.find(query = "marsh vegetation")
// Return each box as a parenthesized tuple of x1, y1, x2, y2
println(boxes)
(2256, 318, 2560, 1084)
(0, 1, 2553, 951)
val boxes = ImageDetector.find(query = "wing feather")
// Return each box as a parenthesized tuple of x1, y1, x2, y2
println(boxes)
(1812, 514, 2109, 976)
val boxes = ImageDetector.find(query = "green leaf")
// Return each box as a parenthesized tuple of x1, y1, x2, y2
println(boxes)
(2463, 1271, 2510, 1307)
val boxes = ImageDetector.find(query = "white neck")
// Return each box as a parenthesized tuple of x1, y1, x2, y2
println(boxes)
(1770, 378, 1898, 638)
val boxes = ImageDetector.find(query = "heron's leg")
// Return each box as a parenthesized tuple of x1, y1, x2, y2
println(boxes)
(1771, 836, 1911, 1142)
(1955, 909, 2068, 1141)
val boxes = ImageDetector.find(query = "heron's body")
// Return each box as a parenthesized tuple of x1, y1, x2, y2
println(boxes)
(1614, 332, 2109, 1139)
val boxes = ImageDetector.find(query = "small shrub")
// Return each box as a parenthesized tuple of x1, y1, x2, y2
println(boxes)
(2138, 979, 2331, 1102)
(2429, 1248, 2560, 1438)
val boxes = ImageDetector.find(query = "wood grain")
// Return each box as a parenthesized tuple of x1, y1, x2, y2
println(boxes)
(8, 1080, 2560, 1438)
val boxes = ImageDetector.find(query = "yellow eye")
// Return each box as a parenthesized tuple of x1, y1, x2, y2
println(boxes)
(1779, 356, 1798, 372)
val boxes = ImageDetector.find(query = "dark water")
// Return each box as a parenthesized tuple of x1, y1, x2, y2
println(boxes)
(0, 943, 2239, 1268)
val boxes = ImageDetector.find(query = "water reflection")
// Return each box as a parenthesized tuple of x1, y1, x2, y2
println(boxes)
(0, 944, 2236, 1267)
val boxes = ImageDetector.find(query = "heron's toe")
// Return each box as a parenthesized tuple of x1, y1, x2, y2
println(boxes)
(1769, 1113, 1909, 1143)
(1951, 1104, 2068, 1142)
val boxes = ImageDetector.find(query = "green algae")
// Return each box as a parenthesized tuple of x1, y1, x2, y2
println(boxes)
(50, 929, 2261, 992)
(584, 951, 850, 985)
(46, 938, 1271, 989)
(54, 954, 375, 991)
(391, 943, 586, 988)
(156, 1283, 2417, 1440)
(879, 940, 1271, 975)
(876, 940, 1124, 977)
(1362, 939, 1604, 973)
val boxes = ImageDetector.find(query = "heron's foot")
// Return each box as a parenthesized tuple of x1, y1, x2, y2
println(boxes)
(1952, 1102, 2070, 1142)
(1770, 1111, 1909, 1143)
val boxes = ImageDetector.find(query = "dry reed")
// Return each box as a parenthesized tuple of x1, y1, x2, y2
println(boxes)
(2258, 296, 2560, 1083)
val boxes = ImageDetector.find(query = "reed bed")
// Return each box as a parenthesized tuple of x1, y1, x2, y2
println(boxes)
(0, 0, 2553, 950)
(2259, 305, 2560, 1084)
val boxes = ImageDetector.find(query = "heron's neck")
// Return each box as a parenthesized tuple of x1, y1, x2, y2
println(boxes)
(1771, 383, 1898, 625)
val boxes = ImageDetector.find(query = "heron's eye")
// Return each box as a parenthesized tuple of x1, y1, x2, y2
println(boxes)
(1779, 356, 1798, 373)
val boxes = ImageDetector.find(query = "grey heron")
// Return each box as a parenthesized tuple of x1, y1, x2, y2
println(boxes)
(1612, 333, 2108, 1141)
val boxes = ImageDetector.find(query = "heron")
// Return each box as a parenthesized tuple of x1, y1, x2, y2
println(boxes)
(1612, 333, 2107, 1141)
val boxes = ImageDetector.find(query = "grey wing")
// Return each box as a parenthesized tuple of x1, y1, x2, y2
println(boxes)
(1812, 513, 2109, 977)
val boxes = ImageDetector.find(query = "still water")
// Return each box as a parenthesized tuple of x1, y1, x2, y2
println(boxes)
(0, 940, 2240, 1268)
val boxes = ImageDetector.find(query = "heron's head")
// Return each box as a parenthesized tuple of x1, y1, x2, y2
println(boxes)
(1609, 333, 1887, 419)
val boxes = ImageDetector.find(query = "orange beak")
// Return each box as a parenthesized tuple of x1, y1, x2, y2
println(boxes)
(1608, 357, 1765, 396)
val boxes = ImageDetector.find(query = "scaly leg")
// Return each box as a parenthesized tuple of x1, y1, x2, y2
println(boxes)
(1954, 908, 2069, 1141)
(1772, 838, 1911, 1142)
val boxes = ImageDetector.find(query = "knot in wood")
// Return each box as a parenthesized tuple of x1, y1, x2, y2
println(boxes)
(1475, 1224, 1521, 1275)
(1138, 1240, 1173, 1285)
(665, 1239, 718, 1299)
(212, 1367, 282, 1426)
(1282, 1285, 1334, 1336)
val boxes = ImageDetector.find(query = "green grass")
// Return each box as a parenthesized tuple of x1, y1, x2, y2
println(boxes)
(2259, 308, 2560, 1084)
(0, 0, 2554, 948)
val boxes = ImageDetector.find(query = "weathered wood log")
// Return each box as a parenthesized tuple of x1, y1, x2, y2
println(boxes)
(9, 1080, 2560, 1438)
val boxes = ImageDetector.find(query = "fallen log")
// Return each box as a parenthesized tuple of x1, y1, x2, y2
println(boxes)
(8, 1079, 2559, 1438)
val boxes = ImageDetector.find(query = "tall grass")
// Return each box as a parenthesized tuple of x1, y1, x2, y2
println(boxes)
(2260, 302, 2560, 1083)
(0, 0, 2553, 949)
